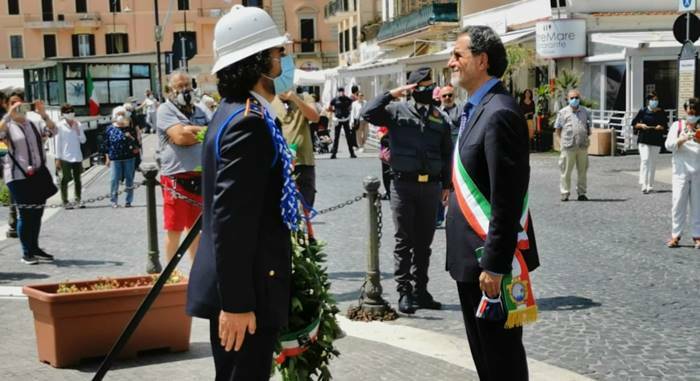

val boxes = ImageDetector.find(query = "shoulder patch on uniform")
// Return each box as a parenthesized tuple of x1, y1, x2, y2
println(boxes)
(244, 98, 264, 119)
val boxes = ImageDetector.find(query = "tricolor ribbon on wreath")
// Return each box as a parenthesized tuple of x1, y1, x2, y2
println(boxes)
(452, 148, 538, 329)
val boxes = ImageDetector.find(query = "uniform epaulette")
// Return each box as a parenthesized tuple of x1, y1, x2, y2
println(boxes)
(244, 97, 265, 119)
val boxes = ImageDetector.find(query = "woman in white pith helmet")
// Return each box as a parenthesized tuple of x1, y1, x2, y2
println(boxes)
(185, 6, 299, 380)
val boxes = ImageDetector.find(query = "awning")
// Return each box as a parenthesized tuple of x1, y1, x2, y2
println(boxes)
(500, 27, 536, 45)
(0, 70, 24, 91)
(590, 31, 700, 49)
(294, 68, 337, 86)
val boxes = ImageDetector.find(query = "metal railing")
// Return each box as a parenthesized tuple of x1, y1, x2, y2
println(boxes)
(377, 2, 458, 42)
(590, 109, 676, 154)
(292, 39, 324, 54)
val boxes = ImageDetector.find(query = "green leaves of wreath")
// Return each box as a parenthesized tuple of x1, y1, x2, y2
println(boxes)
(273, 234, 342, 381)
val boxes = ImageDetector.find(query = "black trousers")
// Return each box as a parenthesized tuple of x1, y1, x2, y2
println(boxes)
(456, 281, 528, 381)
(294, 165, 316, 208)
(331, 121, 355, 156)
(209, 318, 278, 381)
(390, 179, 441, 293)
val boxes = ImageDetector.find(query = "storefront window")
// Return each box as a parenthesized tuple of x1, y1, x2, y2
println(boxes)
(643, 60, 677, 111)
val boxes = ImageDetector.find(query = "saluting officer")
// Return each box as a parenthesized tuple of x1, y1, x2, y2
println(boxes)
(187, 5, 299, 380)
(362, 67, 453, 314)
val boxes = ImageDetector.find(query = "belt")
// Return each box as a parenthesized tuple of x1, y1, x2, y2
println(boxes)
(393, 171, 441, 183)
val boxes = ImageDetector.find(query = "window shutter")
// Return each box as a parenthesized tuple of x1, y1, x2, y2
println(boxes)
(72, 35, 79, 57)
(88, 34, 95, 55)
(106, 35, 113, 54)
(123, 34, 129, 53)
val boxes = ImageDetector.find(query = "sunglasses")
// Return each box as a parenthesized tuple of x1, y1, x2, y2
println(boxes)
(442, 94, 453, 99)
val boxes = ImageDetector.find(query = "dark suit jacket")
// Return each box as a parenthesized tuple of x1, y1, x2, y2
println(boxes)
(446, 82, 539, 283)
(187, 97, 292, 329)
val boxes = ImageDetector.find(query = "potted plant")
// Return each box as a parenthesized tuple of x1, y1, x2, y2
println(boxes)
(22, 271, 191, 368)
(534, 84, 554, 151)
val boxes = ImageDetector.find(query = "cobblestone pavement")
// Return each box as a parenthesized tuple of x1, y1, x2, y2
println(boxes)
(1, 134, 698, 380)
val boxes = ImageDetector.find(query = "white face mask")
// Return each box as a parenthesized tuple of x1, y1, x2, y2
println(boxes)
(115, 115, 129, 125)
(63, 113, 75, 120)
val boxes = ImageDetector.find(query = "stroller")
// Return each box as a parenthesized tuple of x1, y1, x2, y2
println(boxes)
(313, 115, 332, 153)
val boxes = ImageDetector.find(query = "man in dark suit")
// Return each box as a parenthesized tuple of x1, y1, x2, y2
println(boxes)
(186, 5, 298, 380)
(446, 25, 540, 380)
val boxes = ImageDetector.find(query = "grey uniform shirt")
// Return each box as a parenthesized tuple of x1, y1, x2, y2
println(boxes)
(555, 105, 591, 150)
(157, 100, 209, 176)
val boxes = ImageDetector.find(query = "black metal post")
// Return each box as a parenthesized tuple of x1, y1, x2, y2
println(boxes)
(358, 176, 390, 314)
(92, 215, 202, 381)
(141, 163, 162, 274)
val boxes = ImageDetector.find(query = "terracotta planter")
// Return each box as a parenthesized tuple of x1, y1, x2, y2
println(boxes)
(22, 275, 192, 368)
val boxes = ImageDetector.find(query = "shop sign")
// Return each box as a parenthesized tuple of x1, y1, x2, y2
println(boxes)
(536, 20, 586, 59)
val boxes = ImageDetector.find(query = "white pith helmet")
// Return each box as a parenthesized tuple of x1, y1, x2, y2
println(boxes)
(211, 5, 289, 74)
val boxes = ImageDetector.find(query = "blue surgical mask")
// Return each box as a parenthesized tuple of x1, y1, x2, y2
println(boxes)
(268, 55, 295, 95)
(648, 100, 658, 109)
(568, 98, 580, 108)
(687, 115, 699, 124)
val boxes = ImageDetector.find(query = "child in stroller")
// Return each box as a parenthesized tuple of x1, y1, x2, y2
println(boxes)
(313, 115, 332, 153)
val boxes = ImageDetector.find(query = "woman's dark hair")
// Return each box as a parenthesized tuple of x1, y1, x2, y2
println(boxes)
(684, 98, 699, 112)
(217, 49, 273, 103)
(60, 103, 74, 113)
(646, 92, 658, 101)
(522, 88, 533, 99)
(460, 25, 508, 78)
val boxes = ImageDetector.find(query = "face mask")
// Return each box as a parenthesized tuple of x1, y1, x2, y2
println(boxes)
(175, 89, 193, 106)
(648, 100, 658, 109)
(569, 98, 580, 108)
(64, 113, 75, 120)
(266, 55, 295, 95)
(687, 115, 699, 124)
(412, 85, 436, 105)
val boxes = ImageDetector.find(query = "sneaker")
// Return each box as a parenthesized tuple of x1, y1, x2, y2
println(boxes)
(33, 250, 54, 262)
(79, 201, 86, 209)
(125, 203, 132, 208)
(560, 194, 569, 202)
(21, 255, 39, 265)
(330, 154, 337, 159)
(577, 195, 589, 201)
(112, 203, 119, 208)
(63, 203, 74, 210)
(350, 154, 358, 159)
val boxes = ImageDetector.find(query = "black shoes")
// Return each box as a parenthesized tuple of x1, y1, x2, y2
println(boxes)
(6, 229, 18, 238)
(350, 154, 358, 159)
(33, 250, 54, 262)
(413, 290, 442, 310)
(330, 154, 337, 159)
(561, 194, 569, 202)
(577, 195, 589, 201)
(21, 255, 38, 265)
(398, 293, 416, 314)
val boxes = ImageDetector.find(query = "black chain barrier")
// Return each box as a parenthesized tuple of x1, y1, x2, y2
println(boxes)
(2, 183, 145, 210)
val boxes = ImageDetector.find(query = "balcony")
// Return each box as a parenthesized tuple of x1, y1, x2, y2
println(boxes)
(71, 13, 102, 28)
(23, 13, 74, 29)
(377, 2, 459, 46)
(324, 0, 355, 23)
(291, 39, 324, 57)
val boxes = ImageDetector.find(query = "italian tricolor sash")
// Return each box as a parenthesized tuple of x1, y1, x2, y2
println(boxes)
(453, 148, 537, 329)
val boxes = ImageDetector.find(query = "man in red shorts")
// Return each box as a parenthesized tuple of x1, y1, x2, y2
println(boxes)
(153, 71, 210, 273)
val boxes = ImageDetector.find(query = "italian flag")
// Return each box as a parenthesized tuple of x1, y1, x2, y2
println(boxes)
(86, 70, 99, 116)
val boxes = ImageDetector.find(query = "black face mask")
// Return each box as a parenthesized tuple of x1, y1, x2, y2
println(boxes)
(412, 85, 435, 105)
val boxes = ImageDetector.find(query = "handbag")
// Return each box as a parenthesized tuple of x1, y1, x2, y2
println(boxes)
(7, 152, 58, 203)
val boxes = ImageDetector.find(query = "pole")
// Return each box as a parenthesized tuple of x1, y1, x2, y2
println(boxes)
(154, 0, 164, 101)
(688, 11, 691, 42)
(358, 176, 390, 314)
(180, 10, 188, 71)
(142, 163, 162, 274)
(93, 214, 202, 381)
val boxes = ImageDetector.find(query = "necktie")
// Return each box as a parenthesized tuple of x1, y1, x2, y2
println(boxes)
(459, 103, 474, 136)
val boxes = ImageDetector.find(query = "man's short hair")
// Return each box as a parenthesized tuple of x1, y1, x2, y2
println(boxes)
(460, 25, 508, 78)
(646, 92, 658, 101)
(168, 70, 191, 87)
(60, 104, 74, 114)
